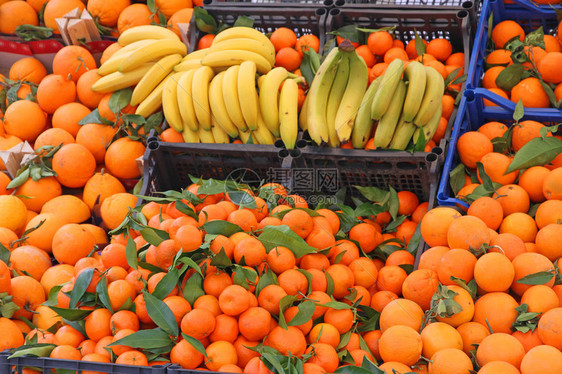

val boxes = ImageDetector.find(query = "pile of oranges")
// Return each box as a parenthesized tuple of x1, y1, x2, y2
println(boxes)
(481, 19, 562, 108)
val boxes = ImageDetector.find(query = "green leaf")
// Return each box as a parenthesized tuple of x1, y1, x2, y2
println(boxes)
(327, 25, 360, 43)
(334, 366, 374, 374)
(513, 100, 525, 123)
(318, 301, 352, 310)
(0, 242, 10, 265)
(255, 269, 278, 297)
(354, 186, 388, 203)
(6, 168, 30, 190)
(325, 270, 335, 296)
(413, 29, 426, 57)
(183, 272, 205, 306)
(354, 203, 385, 219)
(507, 137, 562, 173)
(525, 26, 545, 48)
(210, 248, 233, 268)
(407, 222, 423, 255)
(152, 269, 180, 300)
(258, 225, 316, 258)
(49, 307, 92, 321)
(492, 125, 513, 154)
(182, 333, 208, 358)
(126, 230, 138, 270)
(517, 271, 555, 285)
(0, 300, 19, 319)
(383, 215, 407, 234)
(69, 268, 94, 308)
(450, 276, 477, 299)
(300, 48, 321, 86)
(78, 108, 113, 126)
(228, 191, 257, 209)
(108, 88, 133, 114)
(272, 208, 320, 220)
(278, 295, 298, 329)
(232, 265, 257, 290)
(202, 220, 243, 236)
(287, 300, 315, 327)
(109, 328, 174, 350)
(142, 291, 179, 336)
(261, 351, 287, 374)
(476, 162, 495, 192)
(194, 7, 218, 34)
(42, 284, 63, 307)
(96, 275, 113, 313)
(233, 15, 254, 28)
(387, 186, 399, 220)
(8, 344, 56, 359)
(14, 25, 54, 41)
(140, 227, 169, 247)
(495, 63, 524, 91)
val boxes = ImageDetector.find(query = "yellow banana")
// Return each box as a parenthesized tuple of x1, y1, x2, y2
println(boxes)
(370, 59, 404, 120)
(208, 72, 240, 138)
(335, 51, 369, 144)
(389, 114, 417, 150)
(118, 39, 187, 73)
(202, 49, 272, 74)
(211, 118, 231, 143)
(237, 61, 259, 131)
(182, 125, 200, 143)
(174, 59, 204, 72)
(176, 69, 199, 132)
(162, 72, 184, 133)
(130, 53, 182, 106)
(306, 47, 342, 145)
(259, 67, 288, 137)
(222, 65, 248, 132)
(351, 77, 381, 149)
(279, 78, 299, 150)
(209, 38, 276, 67)
(212, 27, 275, 53)
(198, 126, 215, 143)
(98, 40, 155, 76)
(374, 80, 407, 148)
(402, 61, 427, 122)
(253, 111, 277, 145)
(413, 105, 443, 146)
(325, 53, 350, 148)
(135, 73, 173, 118)
(180, 49, 209, 62)
(413, 65, 445, 127)
(118, 25, 180, 46)
(299, 94, 309, 131)
(91, 63, 153, 93)
(191, 66, 215, 130)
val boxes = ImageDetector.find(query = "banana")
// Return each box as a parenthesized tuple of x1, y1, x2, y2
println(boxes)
(191, 66, 215, 130)
(202, 50, 272, 74)
(298, 93, 309, 131)
(208, 72, 240, 138)
(413, 104, 443, 146)
(306, 47, 342, 145)
(237, 61, 259, 131)
(212, 27, 274, 53)
(325, 53, 350, 148)
(136, 73, 173, 118)
(413, 66, 445, 127)
(130, 53, 182, 106)
(162, 72, 184, 133)
(98, 40, 155, 76)
(373, 80, 407, 148)
(370, 59, 404, 120)
(182, 125, 200, 143)
(239, 130, 252, 144)
(253, 111, 277, 145)
(91, 63, 153, 93)
(176, 69, 199, 132)
(198, 126, 215, 144)
(222, 65, 248, 132)
(211, 118, 231, 143)
(118, 39, 187, 73)
(180, 49, 209, 62)
(118, 25, 180, 46)
(335, 51, 369, 144)
(259, 67, 289, 137)
(388, 114, 417, 151)
(402, 61, 427, 122)
(279, 78, 299, 150)
(209, 38, 275, 67)
(351, 77, 381, 149)
(257, 75, 266, 90)
(174, 59, 204, 72)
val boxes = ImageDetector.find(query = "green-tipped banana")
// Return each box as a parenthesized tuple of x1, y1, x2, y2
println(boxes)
(182, 125, 200, 143)
(208, 72, 240, 138)
(118, 39, 187, 73)
(259, 67, 289, 137)
(306, 47, 342, 145)
(374, 80, 407, 148)
(413, 104, 443, 147)
(238, 61, 259, 131)
(299, 94, 309, 131)
(370, 59, 404, 120)
(279, 78, 299, 150)
(389, 114, 417, 150)
(239, 130, 252, 144)
(335, 51, 369, 144)
(222, 65, 248, 132)
(136, 73, 173, 118)
(414, 65, 445, 127)
(130, 53, 182, 106)
(209, 38, 276, 67)
(325, 53, 350, 148)
(162, 72, 184, 132)
(253, 111, 277, 145)
(402, 61, 427, 122)
(351, 77, 381, 149)
(118, 25, 179, 46)
(211, 118, 231, 144)
(91, 63, 153, 93)
(198, 126, 215, 144)
(202, 50, 272, 74)
(192, 66, 215, 130)
(176, 69, 199, 132)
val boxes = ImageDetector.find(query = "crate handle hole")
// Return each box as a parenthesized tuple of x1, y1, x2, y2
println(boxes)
(334, 0, 346, 6)
(432, 147, 443, 157)
(457, 10, 468, 19)
(317, 7, 327, 16)
(462, 1, 474, 10)
(465, 90, 475, 102)
(274, 139, 285, 149)
(296, 139, 308, 149)
(148, 141, 159, 151)
(290, 149, 301, 158)
(426, 153, 438, 163)
(279, 149, 290, 158)
(329, 8, 340, 16)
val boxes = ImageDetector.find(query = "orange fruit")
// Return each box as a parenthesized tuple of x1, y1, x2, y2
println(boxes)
(474, 252, 514, 292)
(3, 100, 46, 142)
(511, 77, 550, 108)
(117, 4, 155, 34)
(52, 102, 91, 138)
(368, 31, 394, 56)
(87, 0, 132, 27)
(491, 20, 525, 49)
(543, 167, 562, 200)
(477, 332, 526, 368)
(473, 292, 519, 334)
(270, 27, 297, 51)
(535, 223, 562, 261)
(446, 215, 490, 250)
(428, 348, 473, 374)
(0, 1, 38, 34)
(82, 171, 126, 211)
(52, 143, 96, 188)
(104, 137, 146, 180)
(295, 34, 320, 56)
(426, 38, 453, 61)
(420, 207, 462, 247)
(34, 128, 75, 151)
(519, 166, 551, 203)
(436, 248, 477, 286)
(76, 123, 118, 164)
(275, 47, 302, 72)
(379, 298, 424, 332)
(167, 8, 194, 36)
(265, 326, 307, 357)
(456, 131, 493, 169)
(52, 46, 96, 82)
(76, 69, 106, 109)
(520, 344, 562, 374)
(379, 325, 422, 366)
(538, 52, 562, 84)
(0, 195, 27, 234)
(36, 74, 77, 114)
(9, 57, 47, 84)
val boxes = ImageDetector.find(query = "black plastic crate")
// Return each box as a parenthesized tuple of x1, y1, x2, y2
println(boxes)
(203, 0, 334, 8)
(187, 4, 328, 53)
(0, 350, 169, 374)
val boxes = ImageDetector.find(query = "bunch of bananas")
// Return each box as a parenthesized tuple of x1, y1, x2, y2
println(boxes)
(351, 59, 445, 150)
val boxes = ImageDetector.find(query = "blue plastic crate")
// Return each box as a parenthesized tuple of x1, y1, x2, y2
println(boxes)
(505, 0, 562, 13)
(465, 0, 562, 122)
